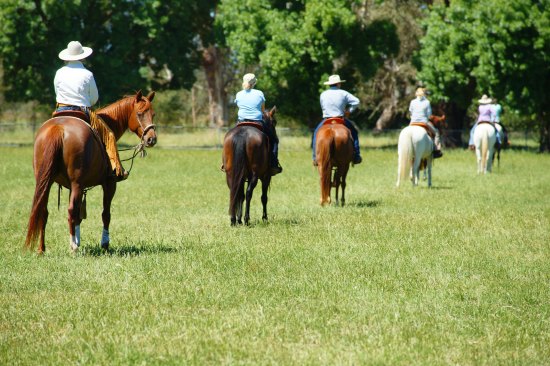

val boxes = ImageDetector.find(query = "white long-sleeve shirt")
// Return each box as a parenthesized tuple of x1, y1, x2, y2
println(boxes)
(54, 61, 98, 107)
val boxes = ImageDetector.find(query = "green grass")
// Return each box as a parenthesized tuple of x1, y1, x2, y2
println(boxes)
(1, 133, 549, 365)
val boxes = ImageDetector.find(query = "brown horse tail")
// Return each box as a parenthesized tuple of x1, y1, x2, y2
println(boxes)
(228, 136, 247, 214)
(317, 128, 334, 203)
(25, 126, 63, 249)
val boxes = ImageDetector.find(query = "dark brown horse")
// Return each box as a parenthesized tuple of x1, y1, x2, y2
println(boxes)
(222, 107, 277, 225)
(25, 91, 157, 253)
(315, 119, 353, 206)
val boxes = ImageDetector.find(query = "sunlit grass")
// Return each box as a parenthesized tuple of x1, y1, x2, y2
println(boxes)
(0, 132, 549, 364)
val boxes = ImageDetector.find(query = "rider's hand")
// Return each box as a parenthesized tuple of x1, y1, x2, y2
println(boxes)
(344, 110, 350, 118)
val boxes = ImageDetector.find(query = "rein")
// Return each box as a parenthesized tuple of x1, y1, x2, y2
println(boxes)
(118, 116, 156, 174)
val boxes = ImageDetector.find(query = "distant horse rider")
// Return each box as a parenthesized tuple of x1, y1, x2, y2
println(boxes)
(234, 73, 282, 176)
(409, 87, 443, 158)
(53, 41, 128, 181)
(468, 94, 502, 150)
(491, 97, 509, 147)
(312, 74, 362, 166)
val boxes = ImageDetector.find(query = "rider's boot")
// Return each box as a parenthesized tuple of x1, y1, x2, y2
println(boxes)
(433, 150, 443, 159)
(270, 154, 283, 176)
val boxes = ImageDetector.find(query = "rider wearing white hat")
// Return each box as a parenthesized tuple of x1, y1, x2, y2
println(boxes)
(468, 94, 501, 149)
(312, 74, 362, 165)
(53, 41, 128, 181)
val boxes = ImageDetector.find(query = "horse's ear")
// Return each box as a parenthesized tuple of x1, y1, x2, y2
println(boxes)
(146, 91, 155, 102)
(135, 90, 143, 102)
(269, 106, 277, 116)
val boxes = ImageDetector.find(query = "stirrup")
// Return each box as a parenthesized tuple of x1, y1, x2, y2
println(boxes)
(352, 156, 362, 165)
(433, 150, 443, 159)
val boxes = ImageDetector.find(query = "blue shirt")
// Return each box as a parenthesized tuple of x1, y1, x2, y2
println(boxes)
(235, 89, 265, 121)
(492, 104, 502, 122)
(409, 97, 432, 122)
(320, 87, 360, 118)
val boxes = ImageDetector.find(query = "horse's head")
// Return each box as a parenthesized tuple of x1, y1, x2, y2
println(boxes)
(129, 90, 157, 147)
(263, 106, 278, 136)
(429, 114, 447, 130)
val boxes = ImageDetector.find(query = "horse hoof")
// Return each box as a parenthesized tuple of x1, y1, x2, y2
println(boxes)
(101, 242, 110, 250)
(70, 243, 79, 252)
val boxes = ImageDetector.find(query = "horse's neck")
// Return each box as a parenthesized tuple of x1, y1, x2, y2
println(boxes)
(97, 98, 133, 141)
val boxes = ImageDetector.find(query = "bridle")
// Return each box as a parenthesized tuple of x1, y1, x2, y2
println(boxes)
(119, 104, 156, 170)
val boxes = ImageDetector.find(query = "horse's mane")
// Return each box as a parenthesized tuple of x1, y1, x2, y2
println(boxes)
(96, 93, 153, 138)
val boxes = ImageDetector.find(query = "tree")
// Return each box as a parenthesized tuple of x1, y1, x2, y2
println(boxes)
(418, 0, 549, 150)
(0, 0, 204, 105)
(217, 0, 399, 126)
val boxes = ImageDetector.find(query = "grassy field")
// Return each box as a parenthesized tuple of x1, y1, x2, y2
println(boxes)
(1, 131, 549, 365)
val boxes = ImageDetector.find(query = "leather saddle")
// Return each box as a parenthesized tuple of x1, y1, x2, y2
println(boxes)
(52, 110, 90, 123)
(410, 122, 435, 140)
(237, 121, 264, 132)
(322, 117, 345, 126)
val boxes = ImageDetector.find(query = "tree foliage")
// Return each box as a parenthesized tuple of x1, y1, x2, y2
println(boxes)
(0, 0, 214, 104)
(217, 0, 399, 125)
(418, 0, 549, 149)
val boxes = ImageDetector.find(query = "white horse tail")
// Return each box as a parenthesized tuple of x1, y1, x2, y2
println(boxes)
(481, 128, 489, 173)
(397, 128, 413, 187)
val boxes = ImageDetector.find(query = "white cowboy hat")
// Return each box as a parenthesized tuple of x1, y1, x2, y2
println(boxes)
(58, 41, 93, 61)
(478, 94, 492, 104)
(323, 74, 346, 85)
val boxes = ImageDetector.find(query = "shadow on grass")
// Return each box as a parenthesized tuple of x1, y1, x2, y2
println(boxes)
(348, 199, 382, 208)
(80, 243, 179, 257)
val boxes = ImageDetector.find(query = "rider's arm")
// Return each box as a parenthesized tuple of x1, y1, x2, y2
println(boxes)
(346, 92, 360, 114)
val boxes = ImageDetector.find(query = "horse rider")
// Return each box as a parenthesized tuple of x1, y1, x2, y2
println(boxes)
(312, 74, 362, 166)
(491, 97, 509, 147)
(409, 87, 443, 158)
(234, 73, 282, 176)
(468, 94, 502, 150)
(53, 41, 128, 181)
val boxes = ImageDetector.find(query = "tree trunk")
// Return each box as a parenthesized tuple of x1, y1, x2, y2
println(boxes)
(201, 46, 228, 127)
(539, 111, 550, 152)
(442, 101, 467, 147)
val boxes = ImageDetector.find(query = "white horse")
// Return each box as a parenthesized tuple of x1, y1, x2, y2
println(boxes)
(396, 125, 434, 187)
(473, 122, 497, 174)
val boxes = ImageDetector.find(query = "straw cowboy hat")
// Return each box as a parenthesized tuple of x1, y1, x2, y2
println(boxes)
(58, 41, 93, 61)
(415, 87, 426, 97)
(478, 94, 492, 104)
(242, 73, 257, 89)
(324, 74, 346, 85)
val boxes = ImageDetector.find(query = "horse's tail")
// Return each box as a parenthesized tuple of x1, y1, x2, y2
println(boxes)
(317, 128, 334, 204)
(397, 128, 413, 187)
(481, 128, 489, 172)
(25, 126, 63, 250)
(228, 135, 247, 215)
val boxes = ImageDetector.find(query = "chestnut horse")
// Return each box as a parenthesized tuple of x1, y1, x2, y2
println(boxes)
(315, 119, 353, 206)
(222, 107, 277, 225)
(25, 91, 157, 253)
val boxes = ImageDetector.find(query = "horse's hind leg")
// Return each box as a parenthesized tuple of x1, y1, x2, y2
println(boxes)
(68, 184, 84, 252)
(244, 176, 258, 225)
(261, 176, 271, 222)
(100, 181, 116, 250)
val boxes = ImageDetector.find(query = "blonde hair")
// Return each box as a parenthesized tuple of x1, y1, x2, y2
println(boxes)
(242, 73, 257, 90)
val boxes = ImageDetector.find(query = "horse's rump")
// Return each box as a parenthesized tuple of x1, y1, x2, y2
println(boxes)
(36, 118, 110, 188)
